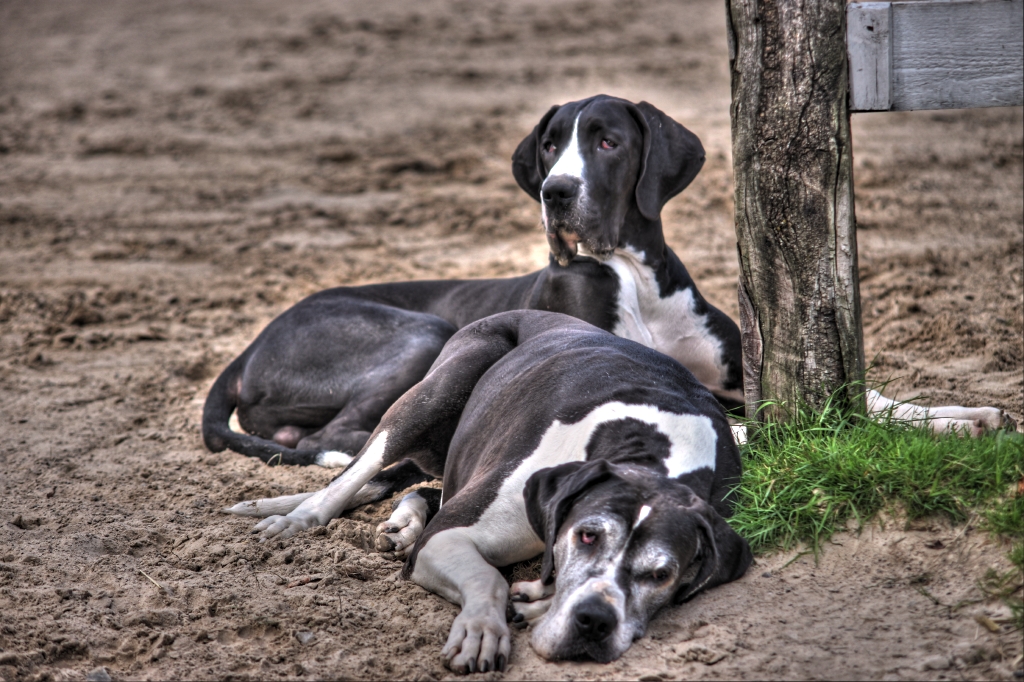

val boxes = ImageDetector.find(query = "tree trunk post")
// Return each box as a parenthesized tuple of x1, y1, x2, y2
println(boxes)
(725, 0, 866, 422)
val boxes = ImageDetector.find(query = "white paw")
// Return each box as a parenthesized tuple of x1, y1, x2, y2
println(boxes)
(374, 492, 429, 557)
(509, 578, 555, 627)
(975, 408, 1017, 432)
(510, 577, 555, 602)
(252, 511, 320, 541)
(441, 606, 510, 674)
(314, 450, 353, 468)
(374, 519, 421, 556)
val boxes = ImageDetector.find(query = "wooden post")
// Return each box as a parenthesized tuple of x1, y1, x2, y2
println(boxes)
(725, 0, 866, 421)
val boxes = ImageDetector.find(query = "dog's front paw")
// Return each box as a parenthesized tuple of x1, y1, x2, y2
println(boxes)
(252, 511, 320, 541)
(509, 579, 555, 628)
(442, 606, 510, 674)
(981, 408, 1018, 432)
(374, 520, 419, 557)
(374, 492, 429, 557)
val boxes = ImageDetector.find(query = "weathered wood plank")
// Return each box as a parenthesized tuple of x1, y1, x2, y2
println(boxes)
(848, 0, 1024, 111)
(892, 0, 1023, 110)
(848, 2, 893, 111)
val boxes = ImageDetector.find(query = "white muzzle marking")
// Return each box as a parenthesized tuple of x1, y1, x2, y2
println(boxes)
(547, 115, 585, 181)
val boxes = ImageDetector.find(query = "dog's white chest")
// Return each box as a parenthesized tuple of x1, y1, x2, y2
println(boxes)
(601, 249, 728, 392)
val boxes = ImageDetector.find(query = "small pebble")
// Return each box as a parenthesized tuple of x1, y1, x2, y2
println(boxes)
(86, 667, 112, 682)
(295, 630, 316, 645)
(919, 655, 950, 671)
(761, 571, 772, 578)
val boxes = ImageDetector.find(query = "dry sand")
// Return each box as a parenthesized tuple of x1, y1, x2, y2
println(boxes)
(1, 0, 1021, 679)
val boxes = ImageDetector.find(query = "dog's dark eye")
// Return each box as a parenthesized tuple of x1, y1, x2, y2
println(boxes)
(579, 530, 598, 546)
(649, 568, 671, 583)
(600, 139, 617, 150)
(543, 141, 556, 154)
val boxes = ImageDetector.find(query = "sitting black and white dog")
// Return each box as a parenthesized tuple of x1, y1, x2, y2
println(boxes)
(226, 311, 753, 672)
(203, 94, 1012, 470)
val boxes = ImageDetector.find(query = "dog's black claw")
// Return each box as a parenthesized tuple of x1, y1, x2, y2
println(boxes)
(511, 612, 524, 623)
(481, 660, 490, 673)
(467, 658, 476, 674)
(496, 654, 506, 672)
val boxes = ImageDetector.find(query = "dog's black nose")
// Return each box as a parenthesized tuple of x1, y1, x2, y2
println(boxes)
(541, 176, 580, 209)
(572, 597, 618, 642)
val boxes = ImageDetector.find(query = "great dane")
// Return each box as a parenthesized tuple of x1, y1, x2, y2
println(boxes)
(203, 95, 1011, 471)
(225, 311, 753, 672)
(204, 95, 742, 470)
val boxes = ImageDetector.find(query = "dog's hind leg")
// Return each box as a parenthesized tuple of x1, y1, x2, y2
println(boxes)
(225, 459, 433, 518)
(224, 493, 315, 518)
(243, 316, 524, 540)
(867, 389, 1017, 436)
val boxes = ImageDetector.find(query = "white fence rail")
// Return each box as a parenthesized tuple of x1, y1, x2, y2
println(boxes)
(848, 0, 1023, 111)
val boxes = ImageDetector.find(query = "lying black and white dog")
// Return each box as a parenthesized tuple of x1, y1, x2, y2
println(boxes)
(202, 96, 747, 468)
(203, 94, 1012, 470)
(226, 311, 752, 672)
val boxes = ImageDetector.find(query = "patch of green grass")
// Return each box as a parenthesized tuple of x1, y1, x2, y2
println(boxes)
(730, 400, 1024, 556)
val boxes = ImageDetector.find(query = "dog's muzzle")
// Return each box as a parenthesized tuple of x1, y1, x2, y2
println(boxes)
(541, 175, 613, 266)
(573, 595, 618, 643)
(542, 175, 580, 213)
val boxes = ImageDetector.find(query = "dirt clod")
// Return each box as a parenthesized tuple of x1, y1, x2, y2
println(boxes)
(85, 667, 112, 682)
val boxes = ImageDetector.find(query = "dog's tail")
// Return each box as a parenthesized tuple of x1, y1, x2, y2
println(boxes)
(201, 356, 327, 466)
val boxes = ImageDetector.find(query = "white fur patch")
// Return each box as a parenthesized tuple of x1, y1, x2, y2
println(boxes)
(547, 115, 585, 181)
(459, 402, 716, 567)
(730, 423, 748, 446)
(314, 450, 353, 469)
(598, 246, 732, 395)
(223, 492, 314, 517)
(634, 504, 652, 529)
(297, 431, 389, 522)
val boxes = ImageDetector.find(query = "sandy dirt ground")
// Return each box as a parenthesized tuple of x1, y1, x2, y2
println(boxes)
(1, 0, 1022, 680)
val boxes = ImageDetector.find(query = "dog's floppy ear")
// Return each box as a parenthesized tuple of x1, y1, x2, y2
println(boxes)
(512, 104, 560, 202)
(523, 459, 619, 585)
(627, 101, 706, 221)
(674, 494, 751, 603)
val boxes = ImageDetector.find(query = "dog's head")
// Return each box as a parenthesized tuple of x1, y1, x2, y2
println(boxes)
(523, 459, 750, 663)
(512, 95, 705, 266)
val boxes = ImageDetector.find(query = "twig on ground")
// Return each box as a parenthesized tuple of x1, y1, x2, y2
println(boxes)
(915, 586, 943, 606)
(287, 574, 323, 588)
(975, 614, 1001, 633)
(139, 569, 164, 591)
(781, 549, 815, 570)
